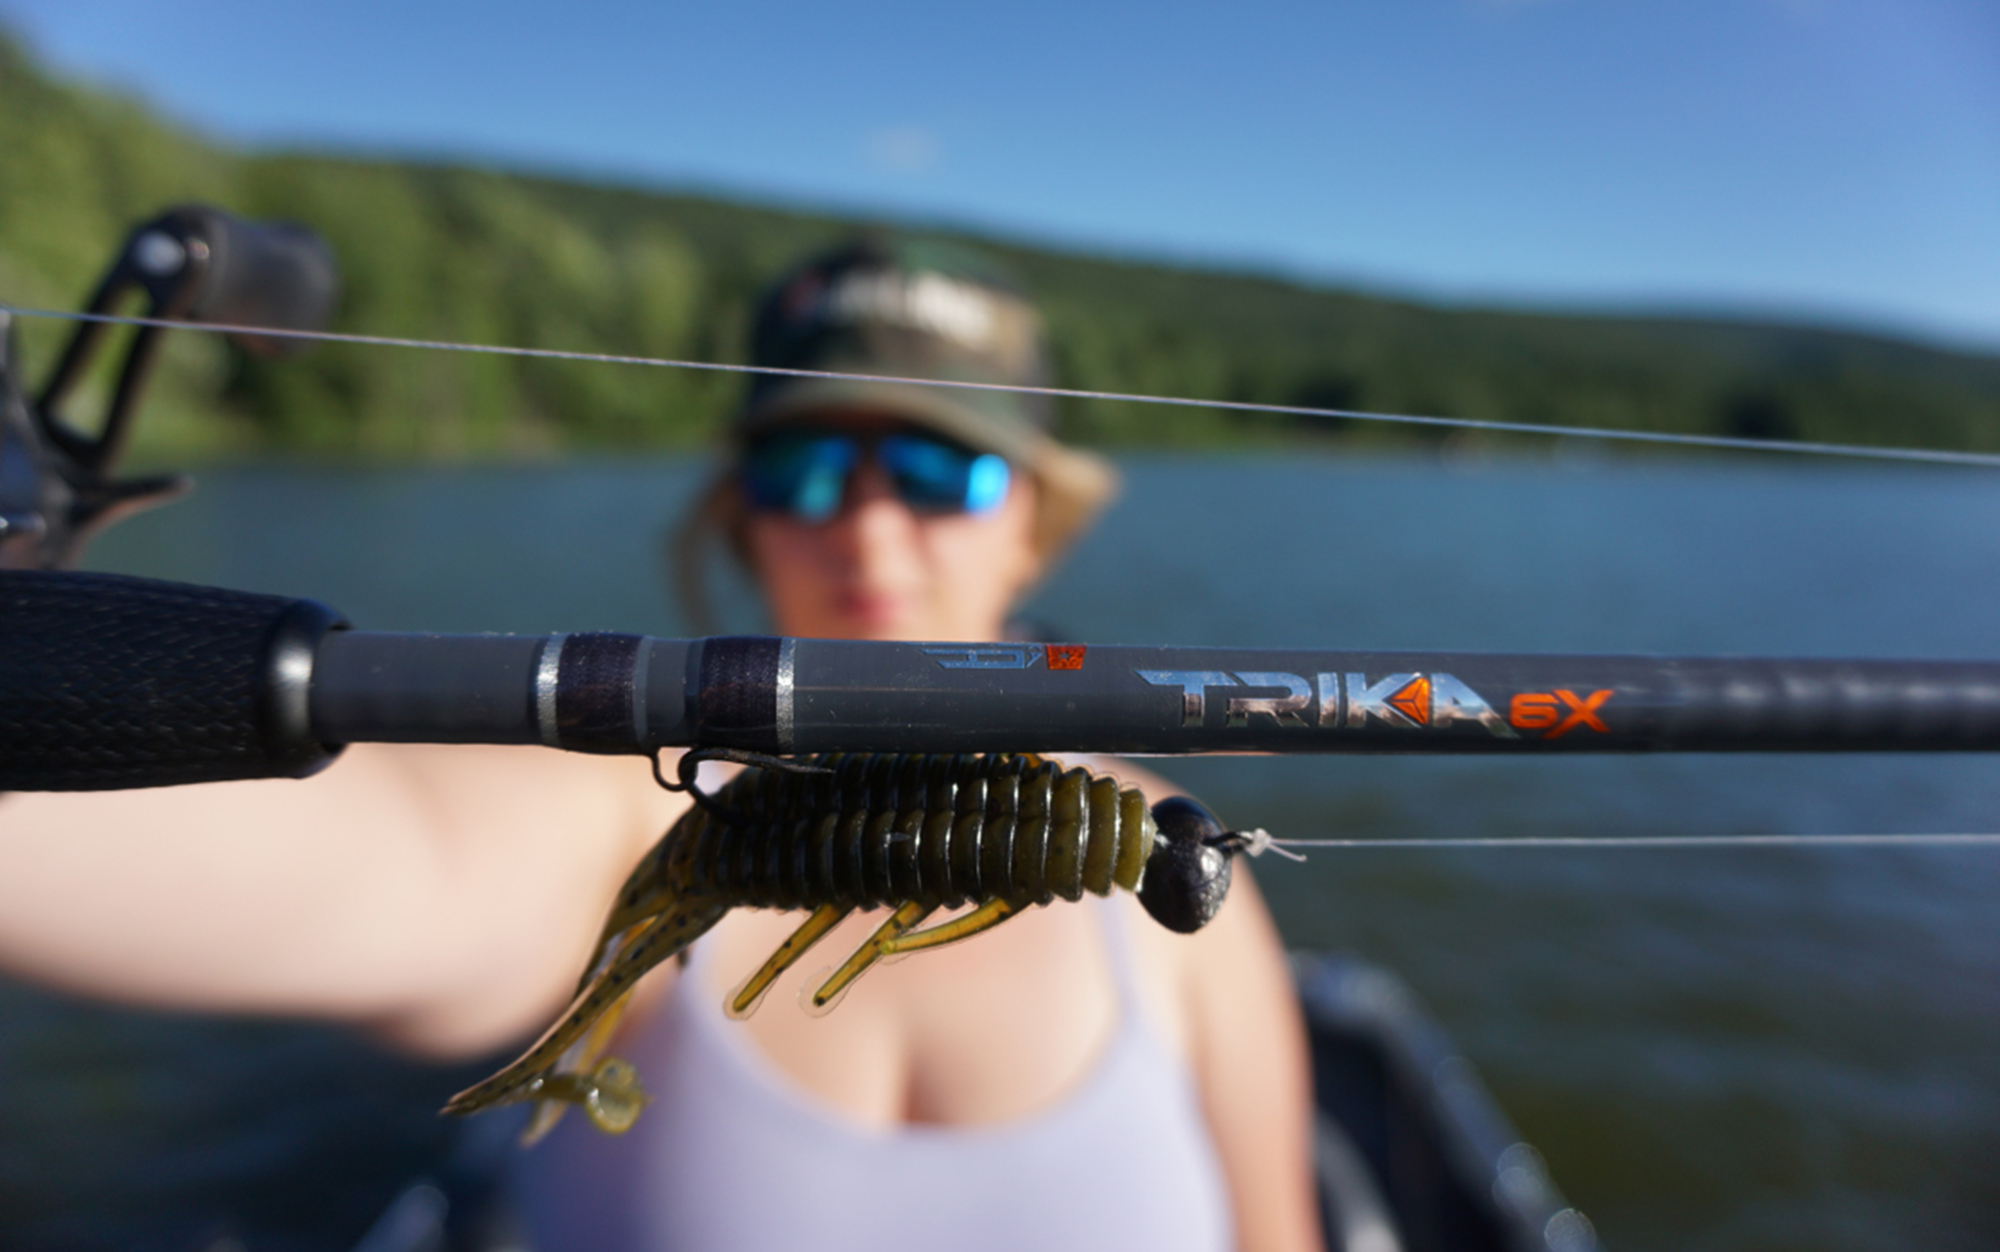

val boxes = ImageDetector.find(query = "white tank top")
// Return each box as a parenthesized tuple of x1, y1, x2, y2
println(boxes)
(515, 901, 1234, 1251)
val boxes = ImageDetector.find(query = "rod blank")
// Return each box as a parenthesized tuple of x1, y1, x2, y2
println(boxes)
(320, 630, 2000, 757)
(8, 570, 2000, 794)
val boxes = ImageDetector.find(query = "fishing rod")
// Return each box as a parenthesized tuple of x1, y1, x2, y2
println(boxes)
(6, 567, 2000, 793)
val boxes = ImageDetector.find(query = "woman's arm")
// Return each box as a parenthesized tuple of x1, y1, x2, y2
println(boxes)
(0, 742, 689, 1057)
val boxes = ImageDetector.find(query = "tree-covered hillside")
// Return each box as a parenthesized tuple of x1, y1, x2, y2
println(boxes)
(4, 29, 1998, 464)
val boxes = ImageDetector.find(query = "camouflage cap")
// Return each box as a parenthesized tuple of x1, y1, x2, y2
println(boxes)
(734, 235, 1116, 557)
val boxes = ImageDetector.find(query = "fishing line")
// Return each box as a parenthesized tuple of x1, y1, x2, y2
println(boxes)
(1245, 831, 2000, 855)
(7, 303, 2000, 470)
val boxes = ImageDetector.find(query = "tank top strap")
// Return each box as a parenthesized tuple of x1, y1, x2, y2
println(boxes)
(1092, 894, 1144, 1021)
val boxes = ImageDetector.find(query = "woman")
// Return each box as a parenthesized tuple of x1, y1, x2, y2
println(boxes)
(519, 237, 1321, 1250)
(0, 239, 1320, 1251)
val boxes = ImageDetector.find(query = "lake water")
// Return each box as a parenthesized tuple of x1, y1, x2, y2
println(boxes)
(52, 453, 2000, 1249)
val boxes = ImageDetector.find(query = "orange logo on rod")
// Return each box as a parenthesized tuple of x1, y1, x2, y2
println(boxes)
(1045, 644, 1086, 671)
(1509, 689, 1613, 738)
(1386, 675, 1431, 726)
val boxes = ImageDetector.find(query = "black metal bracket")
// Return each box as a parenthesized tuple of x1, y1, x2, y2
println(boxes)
(1, 205, 336, 569)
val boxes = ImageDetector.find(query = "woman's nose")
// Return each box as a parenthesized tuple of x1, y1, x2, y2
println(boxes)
(834, 460, 921, 551)
(844, 459, 900, 510)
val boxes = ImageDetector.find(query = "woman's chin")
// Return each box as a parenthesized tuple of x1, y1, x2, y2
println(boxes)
(826, 596, 925, 640)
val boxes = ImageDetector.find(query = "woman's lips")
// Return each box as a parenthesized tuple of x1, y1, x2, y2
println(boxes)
(834, 589, 913, 631)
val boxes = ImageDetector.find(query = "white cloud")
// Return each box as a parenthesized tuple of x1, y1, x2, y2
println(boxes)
(866, 125, 942, 173)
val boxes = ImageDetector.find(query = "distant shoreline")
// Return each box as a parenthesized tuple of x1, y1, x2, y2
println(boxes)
(5, 31, 1997, 466)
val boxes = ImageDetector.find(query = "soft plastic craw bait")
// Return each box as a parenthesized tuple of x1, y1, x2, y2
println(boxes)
(443, 751, 1246, 1138)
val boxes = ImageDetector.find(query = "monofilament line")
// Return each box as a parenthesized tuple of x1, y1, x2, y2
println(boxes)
(1259, 833, 2000, 852)
(7, 303, 2000, 470)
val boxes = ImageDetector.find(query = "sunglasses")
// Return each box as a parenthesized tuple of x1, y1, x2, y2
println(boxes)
(739, 430, 1012, 522)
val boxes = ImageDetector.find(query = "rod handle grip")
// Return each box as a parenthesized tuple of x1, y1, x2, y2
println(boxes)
(0, 570, 343, 790)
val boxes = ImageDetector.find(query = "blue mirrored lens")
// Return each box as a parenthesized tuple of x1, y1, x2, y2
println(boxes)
(742, 431, 1011, 519)
(962, 453, 1011, 513)
(741, 434, 859, 523)
(880, 436, 1011, 515)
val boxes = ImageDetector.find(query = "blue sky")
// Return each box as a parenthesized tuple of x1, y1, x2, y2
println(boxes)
(4, 0, 1996, 350)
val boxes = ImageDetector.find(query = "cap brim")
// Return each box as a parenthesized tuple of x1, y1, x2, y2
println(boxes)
(738, 376, 1042, 462)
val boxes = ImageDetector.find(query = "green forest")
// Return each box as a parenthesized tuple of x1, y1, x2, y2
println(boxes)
(4, 29, 1998, 465)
